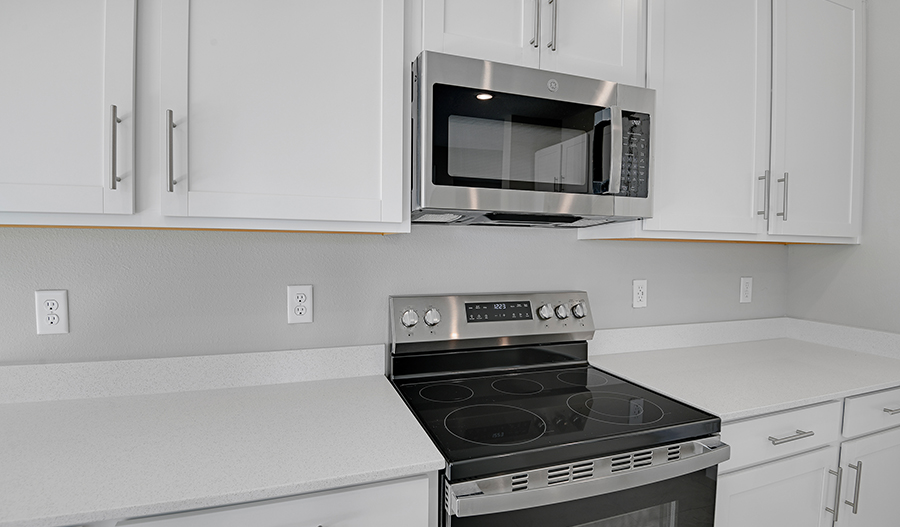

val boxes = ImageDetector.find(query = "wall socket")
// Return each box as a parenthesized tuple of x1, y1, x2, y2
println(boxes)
(287, 285, 313, 324)
(740, 277, 753, 303)
(35, 290, 69, 335)
(633, 279, 648, 308)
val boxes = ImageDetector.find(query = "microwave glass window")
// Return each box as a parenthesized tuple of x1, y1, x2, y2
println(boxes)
(432, 84, 603, 194)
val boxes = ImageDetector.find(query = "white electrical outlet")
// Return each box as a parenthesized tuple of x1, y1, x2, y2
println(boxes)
(287, 285, 313, 324)
(632, 279, 648, 309)
(35, 290, 69, 335)
(740, 277, 753, 303)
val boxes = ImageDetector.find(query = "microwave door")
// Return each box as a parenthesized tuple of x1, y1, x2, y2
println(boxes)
(594, 106, 623, 195)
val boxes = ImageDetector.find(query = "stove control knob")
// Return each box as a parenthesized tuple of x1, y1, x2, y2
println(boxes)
(424, 308, 441, 327)
(555, 304, 569, 319)
(572, 303, 586, 319)
(400, 309, 419, 328)
(537, 304, 553, 320)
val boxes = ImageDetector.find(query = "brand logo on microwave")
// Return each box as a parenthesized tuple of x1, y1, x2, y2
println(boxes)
(547, 79, 559, 92)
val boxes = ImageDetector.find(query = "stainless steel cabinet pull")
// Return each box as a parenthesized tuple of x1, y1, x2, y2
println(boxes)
(546, 0, 558, 51)
(826, 466, 843, 521)
(165, 109, 177, 192)
(776, 172, 789, 220)
(767, 429, 814, 445)
(883, 406, 900, 415)
(110, 105, 122, 190)
(845, 461, 863, 514)
(529, 0, 540, 47)
(757, 170, 771, 220)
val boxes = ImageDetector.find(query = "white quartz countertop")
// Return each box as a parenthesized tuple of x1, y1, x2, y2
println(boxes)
(0, 374, 445, 527)
(592, 338, 900, 422)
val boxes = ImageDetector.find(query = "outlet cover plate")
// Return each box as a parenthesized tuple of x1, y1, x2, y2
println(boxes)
(633, 279, 647, 309)
(740, 277, 753, 303)
(287, 285, 313, 324)
(35, 290, 69, 335)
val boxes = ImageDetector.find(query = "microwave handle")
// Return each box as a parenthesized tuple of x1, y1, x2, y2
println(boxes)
(596, 106, 624, 195)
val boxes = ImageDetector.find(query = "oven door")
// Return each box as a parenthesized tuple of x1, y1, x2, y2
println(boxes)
(444, 439, 728, 527)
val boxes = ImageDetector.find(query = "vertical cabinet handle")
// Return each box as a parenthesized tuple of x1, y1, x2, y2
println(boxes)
(757, 170, 771, 220)
(546, 0, 558, 51)
(529, 0, 540, 47)
(110, 104, 122, 190)
(776, 172, 789, 221)
(845, 461, 863, 514)
(165, 109, 177, 193)
(826, 466, 843, 521)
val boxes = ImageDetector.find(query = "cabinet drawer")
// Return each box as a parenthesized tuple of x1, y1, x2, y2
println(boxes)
(119, 475, 430, 527)
(719, 401, 842, 473)
(843, 385, 900, 438)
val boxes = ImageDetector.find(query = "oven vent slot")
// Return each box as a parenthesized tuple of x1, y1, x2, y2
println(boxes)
(511, 473, 529, 491)
(572, 461, 594, 480)
(547, 466, 571, 485)
(610, 450, 654, 473)
(668, 445, 682, 462)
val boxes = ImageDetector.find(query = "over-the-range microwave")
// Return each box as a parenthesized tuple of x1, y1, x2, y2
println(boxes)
(412, 51, 655, 228)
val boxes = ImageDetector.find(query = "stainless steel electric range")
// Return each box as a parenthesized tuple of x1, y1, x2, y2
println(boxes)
(388, 292, 730, 527)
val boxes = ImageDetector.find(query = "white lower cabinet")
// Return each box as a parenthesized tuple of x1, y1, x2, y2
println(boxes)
(118, 475, 430, 527)
(715, 446, 839, 527)
(835, 426, 900, 526)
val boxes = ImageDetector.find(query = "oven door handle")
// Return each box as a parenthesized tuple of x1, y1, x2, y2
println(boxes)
(447, 437, 730, 518)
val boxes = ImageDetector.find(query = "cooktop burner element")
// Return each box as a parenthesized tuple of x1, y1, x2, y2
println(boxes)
(419, 383, 475, 403)
(557, 369, 609, 387)
(566, 392, 666, 425)
(444, 404, 546, 446)
(491, 377, 544, 395)
(388, 292, 721, 482)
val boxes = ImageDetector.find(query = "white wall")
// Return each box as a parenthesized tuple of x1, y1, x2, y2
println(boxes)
(787, 0, 898, 331)
(0, 226, 786, 365)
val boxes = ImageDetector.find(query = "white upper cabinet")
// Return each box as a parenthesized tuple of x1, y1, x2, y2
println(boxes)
(0, 0, 136, 215)
(640, 0, 771, 236)
(421, 0, 647, 86)
(160, 0, 405, 228)
(768, 0, 865, 238)
(579, 0, 865, 244)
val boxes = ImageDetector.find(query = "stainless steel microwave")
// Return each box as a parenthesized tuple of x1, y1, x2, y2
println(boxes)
(412, 51, 655, 228)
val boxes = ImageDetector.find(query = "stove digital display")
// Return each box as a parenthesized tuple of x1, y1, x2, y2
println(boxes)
(465, 301, 533, 323)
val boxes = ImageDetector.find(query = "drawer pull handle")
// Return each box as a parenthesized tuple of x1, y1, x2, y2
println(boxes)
(845, 461, 863, 514)
(768, 429, 814, 445)
(825, 466, 843, 521)
(883, 406, 900, 415)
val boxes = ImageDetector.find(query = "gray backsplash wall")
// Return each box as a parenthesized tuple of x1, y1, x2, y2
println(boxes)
(787, 0, 897, 332)
(0, 226, 787, 365)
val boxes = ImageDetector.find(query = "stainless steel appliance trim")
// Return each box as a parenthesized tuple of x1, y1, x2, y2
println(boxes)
(609, 106, 623, 194)
(547, 0, 558, 51)
(883, 406, 900, 415)
(777, 172, 789, 220)
(845, 461, 862, 514)
(826, 466, 843, 521)
(110, 104, 122, 190)
(165, 109, 176, 192)
(389, 292, 595, 354)
(767, 429, 814, 446)
(446, 437, 730, 517)
(530, 0, 540, 47)
(757, 170, 770, 219)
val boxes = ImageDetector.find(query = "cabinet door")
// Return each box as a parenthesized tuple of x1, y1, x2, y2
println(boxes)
(715, 446, 840, 527)
(837, 426, 900, 527)
(423, 0, 541, 69)
(0, 0, 135, 215)
(641, 0, 770, 235)
(160, 0, 404, 226)
(539, 0, 646, 86)
(768, 0, 864, 238)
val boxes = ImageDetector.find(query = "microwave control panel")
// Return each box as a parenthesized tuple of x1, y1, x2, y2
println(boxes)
(618, 111, 651, 198)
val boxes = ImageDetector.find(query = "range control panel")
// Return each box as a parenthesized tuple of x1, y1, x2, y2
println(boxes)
(389, 291, 595, 352)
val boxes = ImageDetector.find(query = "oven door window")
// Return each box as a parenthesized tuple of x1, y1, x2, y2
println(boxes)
(431, 84, 607, 195)
(446, 467, 716, 527)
